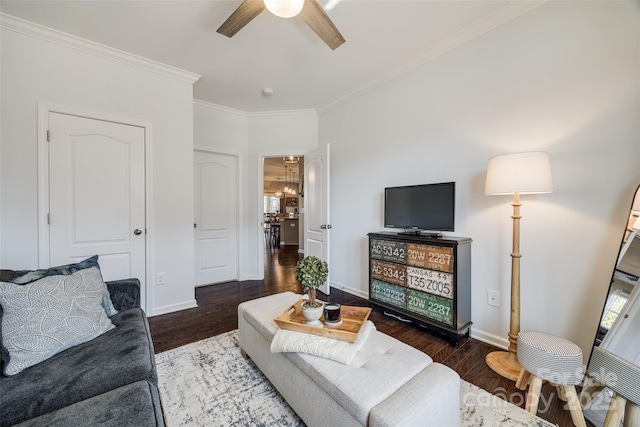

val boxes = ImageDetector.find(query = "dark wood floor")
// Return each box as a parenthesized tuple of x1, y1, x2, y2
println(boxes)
(149, 245, 582, 426)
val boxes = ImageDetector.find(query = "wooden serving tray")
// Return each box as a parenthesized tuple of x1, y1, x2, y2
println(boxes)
(274, 300, 372, 343)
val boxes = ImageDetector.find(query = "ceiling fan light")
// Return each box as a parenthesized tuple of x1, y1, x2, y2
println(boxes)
(264, 0, 304, 18)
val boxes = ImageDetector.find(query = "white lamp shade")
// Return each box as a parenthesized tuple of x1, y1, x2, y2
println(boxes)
(264, 0, 304, 18)
(485, 151, 553, 195)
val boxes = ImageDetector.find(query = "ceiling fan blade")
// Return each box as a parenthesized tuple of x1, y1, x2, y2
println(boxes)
(217, 0, 266, 38)
(300, 0, 345, 50)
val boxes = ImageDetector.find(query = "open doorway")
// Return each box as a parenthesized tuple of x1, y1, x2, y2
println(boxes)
(259, 145, 328, 289)
(263, 157, 304, 273)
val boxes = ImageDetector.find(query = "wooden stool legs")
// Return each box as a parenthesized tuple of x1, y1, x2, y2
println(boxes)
(557, 385, 567, 401)
(579, 375, 605, 407)
(525, 375, 543, 414)
(625, 401, 640, 427)
(564, 386, 587, 427)
(604, 394, 626, 427)
(581, 375, 639, 427)
(518, 369, 586, 427)
(603, 393, 640, 427)
(516, 368, 530, 390)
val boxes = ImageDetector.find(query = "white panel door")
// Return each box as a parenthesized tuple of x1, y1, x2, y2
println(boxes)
(48, 112, 146, 284)
(304, 143, 330, 295)
(194, 151, 238, 286)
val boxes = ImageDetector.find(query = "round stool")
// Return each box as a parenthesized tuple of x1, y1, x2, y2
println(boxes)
(516, 330, 586, 427)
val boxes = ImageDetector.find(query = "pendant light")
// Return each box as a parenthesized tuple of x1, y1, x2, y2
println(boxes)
(275, 178, 283, 198)
(284, 165, 289, 194)
(283, 156, 300, 164)
(290, 171, 297, 195)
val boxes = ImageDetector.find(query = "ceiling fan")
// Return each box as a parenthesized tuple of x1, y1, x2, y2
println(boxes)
(217, 0, 345, 50)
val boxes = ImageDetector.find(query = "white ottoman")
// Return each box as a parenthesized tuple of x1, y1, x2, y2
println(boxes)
(516, 330, 585, 427)
(238, 292, 460, 427)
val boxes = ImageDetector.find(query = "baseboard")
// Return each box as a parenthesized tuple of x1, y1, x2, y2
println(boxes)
(150, 299, 197, 317)
(330, 280, 368, 299)
(470, 328, 509, 350)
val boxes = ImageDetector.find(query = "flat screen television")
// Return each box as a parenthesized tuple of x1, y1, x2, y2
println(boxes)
(384, 182, 455, 235)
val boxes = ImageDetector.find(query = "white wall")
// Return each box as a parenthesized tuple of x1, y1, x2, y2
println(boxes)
(321, 1, 640, 356)
(193, 100, 251, 280)
(193, 104, 318, 280)
(1, 16, 198, 315)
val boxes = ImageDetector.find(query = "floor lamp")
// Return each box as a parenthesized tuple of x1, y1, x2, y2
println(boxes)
(484, 151, 553, 381)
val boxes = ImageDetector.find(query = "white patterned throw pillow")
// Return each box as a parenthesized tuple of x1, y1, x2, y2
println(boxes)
(1, 255, 118, 317)
(0, 267, 115, 376)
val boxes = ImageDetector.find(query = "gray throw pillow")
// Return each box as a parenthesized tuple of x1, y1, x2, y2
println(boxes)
(0, 267, 116, 376)
(0, 255, 118, 317)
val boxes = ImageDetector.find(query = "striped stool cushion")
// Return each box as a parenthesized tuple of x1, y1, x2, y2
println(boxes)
(518, 330, 583, 386)
(587, 346, 640, 406)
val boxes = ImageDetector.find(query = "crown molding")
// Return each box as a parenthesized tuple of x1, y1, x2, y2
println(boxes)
(247, 109, 317, 118)
(1, 13, 201, 84)
(194, 99, 248, 117)
(193, 99, 317, 119)
(318, 0, 547, 115)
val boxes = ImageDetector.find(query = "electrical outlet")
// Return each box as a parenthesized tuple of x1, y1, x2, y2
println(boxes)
(487, 290, 500, 307)
(156, 273, 166, 286)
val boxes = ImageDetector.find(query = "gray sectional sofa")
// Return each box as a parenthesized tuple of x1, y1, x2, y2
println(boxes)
(0, 279, 164, 427)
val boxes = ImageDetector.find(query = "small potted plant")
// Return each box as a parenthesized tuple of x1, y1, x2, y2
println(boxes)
(295, 256, 329, 326)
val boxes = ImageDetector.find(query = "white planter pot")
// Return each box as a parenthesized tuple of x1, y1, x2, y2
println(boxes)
(301, 302, 324, 327)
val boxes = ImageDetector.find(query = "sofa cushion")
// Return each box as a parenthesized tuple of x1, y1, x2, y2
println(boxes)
(0, 308, 157, 426)
(0, 255, 118, 317)
(0, 267, 116, 375)
(13, 381, 164, 427)
(0, 304, 8, 375)
(106, 278, 141, 311)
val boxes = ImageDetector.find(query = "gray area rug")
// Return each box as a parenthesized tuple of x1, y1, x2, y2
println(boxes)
(156, 330, 556, 427)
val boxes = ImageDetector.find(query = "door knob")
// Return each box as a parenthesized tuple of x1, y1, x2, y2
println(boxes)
(134, 229, 142, 235)
(320, 224, 326, 229)
(194, 223, 197, 228)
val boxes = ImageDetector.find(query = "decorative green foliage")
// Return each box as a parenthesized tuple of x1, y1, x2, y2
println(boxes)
(295, 256, 328, 308)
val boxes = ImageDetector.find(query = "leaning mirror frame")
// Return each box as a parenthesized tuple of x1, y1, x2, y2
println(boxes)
(582, 184, 640, 427)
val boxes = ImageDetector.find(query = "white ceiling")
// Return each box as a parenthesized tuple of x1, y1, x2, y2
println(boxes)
(0, 0, 536, 113)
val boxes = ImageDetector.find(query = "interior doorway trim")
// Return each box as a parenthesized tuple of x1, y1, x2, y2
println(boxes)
(37, 102, 154, 312)
(193, 145, 243, 282)
(257, 151, 304, 280)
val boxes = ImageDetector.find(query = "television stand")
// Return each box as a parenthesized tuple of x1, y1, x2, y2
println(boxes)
(398, 230, 443, 238)
(368, 231, 472, 347)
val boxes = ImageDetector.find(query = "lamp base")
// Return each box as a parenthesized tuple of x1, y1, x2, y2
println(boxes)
(485, 350, 522, 382)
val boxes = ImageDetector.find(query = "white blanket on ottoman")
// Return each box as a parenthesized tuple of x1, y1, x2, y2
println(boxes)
(270, 321, 375, 364)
